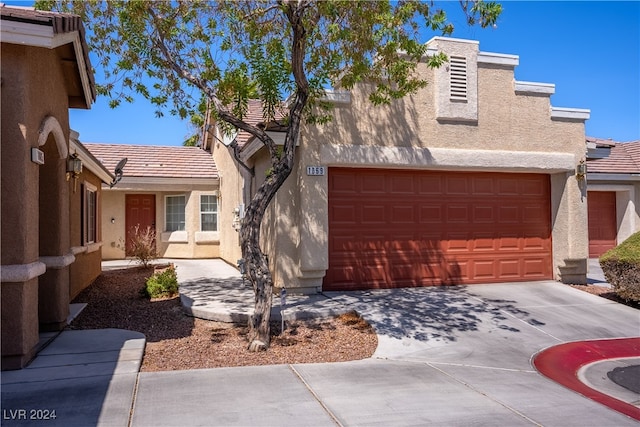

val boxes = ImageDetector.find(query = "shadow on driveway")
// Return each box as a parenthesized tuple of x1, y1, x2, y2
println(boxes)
(327, 286, 544, 343)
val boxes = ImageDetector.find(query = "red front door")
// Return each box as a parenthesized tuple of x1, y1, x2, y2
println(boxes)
(125, 194, 156, 256)
(588, 191, 617, 258)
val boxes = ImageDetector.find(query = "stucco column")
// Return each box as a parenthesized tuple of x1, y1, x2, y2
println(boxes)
(295, 147, 329, 293)
(37, 122, 73, 331)
(38, 255, 73, 331)
(552, 172, 588, 283)
(1, 279, 40, 370)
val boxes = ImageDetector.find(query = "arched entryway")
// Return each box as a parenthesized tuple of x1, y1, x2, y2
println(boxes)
(37, 116, 72, 331)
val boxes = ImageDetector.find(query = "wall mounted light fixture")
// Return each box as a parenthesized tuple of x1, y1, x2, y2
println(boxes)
(576, 160, 587, 181)
(66, 152, 83, 192)
(66, 153, 82, 176)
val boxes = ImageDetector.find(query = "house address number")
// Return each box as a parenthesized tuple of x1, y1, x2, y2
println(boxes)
(306, 166, 326, 176)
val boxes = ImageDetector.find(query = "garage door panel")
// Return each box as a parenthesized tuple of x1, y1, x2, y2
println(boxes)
(331, 172, 357, 193)
(447, 205, 470, 222)
(362, 205, 386, 223)
(499, 206, 520, 223)
(498, 179, 519, 195)
(523, 205, 548, 223)
(523, 258, 547, 278)
(472, 234, 496, 251)
(325, 168, 552, 290)
(473, 206, 495, 222)
(497, 235, 520, 251)
(522, 235, 551, 251)
(391, 205, 415, 223)
(447, 176, 470, 194)
(498, 259, 521, 278)
(472, 177, 495, 194)
(418, 175, 444, 194)
(419, 205, 443, 222)
(445, 233, 473, 252)
(361, 174, 387, 193)
(472, 260, 496, 279)
(391, 175, 415, 193)
(331, 205, 357, 224)
(520, 179, 547, 196)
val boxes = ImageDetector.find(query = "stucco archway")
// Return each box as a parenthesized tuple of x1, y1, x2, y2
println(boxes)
(38, 115, 68, 159)
(37, 116, 71, 330)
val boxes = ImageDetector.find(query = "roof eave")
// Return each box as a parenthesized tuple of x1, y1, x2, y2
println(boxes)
(69, 134, 114, 184)
(587, 173, 640, 182)
(0, 16, 95, 108)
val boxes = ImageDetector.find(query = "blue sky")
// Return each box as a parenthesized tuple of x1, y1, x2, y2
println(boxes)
(9, 1, 640, 144)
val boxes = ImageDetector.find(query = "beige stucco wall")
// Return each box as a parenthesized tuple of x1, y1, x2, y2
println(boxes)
(101, 188, 220, 260)
(258, 38, 589, 292)
(211, 139, 245, 265)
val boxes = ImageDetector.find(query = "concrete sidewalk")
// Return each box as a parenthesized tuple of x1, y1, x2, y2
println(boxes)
(2, 258, 638, 426)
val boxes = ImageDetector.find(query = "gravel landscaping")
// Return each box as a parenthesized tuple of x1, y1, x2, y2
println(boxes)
(68, 267, 377, 372)
(68, 266, 638, 372)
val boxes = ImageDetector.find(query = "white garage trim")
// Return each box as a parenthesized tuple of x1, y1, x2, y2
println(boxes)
(320, 144, 575, 173)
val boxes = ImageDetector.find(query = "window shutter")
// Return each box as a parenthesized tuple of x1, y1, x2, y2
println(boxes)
(449, 56, 468, 101)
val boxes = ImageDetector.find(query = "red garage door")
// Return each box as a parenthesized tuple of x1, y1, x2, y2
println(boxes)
(588, 191, 617, 258)
(324, 168, 553, 290)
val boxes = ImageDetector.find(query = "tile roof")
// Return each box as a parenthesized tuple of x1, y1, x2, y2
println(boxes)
(587, 141, 640, 174)
(586, 136, 616, 148)
(235, 99, 288, 147)
(85, 143, 218, 179)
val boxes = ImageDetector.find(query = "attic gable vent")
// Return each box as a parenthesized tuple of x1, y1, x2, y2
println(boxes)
(449, 56, 468, 101)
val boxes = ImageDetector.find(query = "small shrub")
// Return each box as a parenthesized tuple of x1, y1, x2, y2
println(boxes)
(125, 225, 158, 267)
(600, 232, 640, 302)
(145, 265, 179, 299)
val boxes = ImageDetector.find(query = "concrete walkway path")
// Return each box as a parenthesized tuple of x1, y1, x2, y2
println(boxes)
(1, 258, 638, 426)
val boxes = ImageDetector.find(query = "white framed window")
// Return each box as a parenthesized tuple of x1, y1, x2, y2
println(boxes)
(200, 194, 218, 231)
(165, 195, 186, 232)
(82, 182, 98, 245)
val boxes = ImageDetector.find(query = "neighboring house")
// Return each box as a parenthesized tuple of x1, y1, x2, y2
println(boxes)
(85, 144, 220, 260)
(586, 137, 640, 257)
(207, 37, 591, 293)
(1, 6, 113, 369)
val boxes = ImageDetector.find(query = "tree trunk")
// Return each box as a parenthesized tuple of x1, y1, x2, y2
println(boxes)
(240, 1, 311, 352)
(241, 165, 291, 351)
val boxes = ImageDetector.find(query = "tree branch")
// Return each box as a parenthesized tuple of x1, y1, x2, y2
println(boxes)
(147, 5, 278, 153)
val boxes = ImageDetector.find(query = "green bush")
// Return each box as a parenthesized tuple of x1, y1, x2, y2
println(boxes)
(600, 232, 640, 302)
(145, 265, 179, 299)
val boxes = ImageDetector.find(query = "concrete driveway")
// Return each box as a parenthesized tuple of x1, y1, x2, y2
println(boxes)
(134, 263, 640, 426)
(3, 259, 639, 426)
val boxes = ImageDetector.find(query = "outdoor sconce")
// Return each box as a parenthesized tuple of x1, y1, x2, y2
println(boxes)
(66, 153, 83, 177)
(576, 160, 587, 181)
(66, 153, 83, 192)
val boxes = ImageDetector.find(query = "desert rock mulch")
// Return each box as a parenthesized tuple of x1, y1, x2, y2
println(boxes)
(69, 267, 377, 372)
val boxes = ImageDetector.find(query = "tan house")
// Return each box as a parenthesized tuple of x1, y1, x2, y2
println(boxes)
(586, 138, 640, 257)
(207, 37, 591, 293)
(85, 144, 220, 260)
(1, 6, 113, 369)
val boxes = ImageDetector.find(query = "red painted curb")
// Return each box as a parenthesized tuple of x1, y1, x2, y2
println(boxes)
(533, 337, 640, 421)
